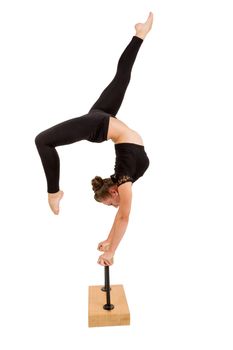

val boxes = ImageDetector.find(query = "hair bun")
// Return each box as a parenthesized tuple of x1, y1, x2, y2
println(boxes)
(91, 176, 104, 192)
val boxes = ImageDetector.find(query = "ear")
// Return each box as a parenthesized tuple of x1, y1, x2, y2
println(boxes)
(109, 186, 118, 196)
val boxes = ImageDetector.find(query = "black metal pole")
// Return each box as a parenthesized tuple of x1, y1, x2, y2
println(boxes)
(101, 264, 111, 292)
(103, 266, 114, 310)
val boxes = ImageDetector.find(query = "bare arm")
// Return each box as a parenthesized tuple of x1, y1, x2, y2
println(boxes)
(98, 182, 132, 265)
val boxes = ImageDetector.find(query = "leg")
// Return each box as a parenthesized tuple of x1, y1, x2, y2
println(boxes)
(89, 36, 143, 117)
(35, 116, 89, 193)
(35, 114, 93, 214)
(89, 12, 153, 116)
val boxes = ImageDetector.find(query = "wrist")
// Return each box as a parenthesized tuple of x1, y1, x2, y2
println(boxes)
(107, 247, 116, 255)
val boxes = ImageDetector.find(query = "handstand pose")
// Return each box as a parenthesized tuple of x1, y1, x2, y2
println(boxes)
(35, 12, 153, 266)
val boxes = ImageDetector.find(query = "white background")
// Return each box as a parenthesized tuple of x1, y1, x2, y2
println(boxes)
(0, 0, 233, 349)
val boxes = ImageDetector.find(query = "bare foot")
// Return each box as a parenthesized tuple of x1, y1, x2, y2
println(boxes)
(135, 12, 154, 39)
(48, 190, 64, 215)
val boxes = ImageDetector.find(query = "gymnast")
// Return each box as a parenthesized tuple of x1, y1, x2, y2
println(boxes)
(35, 12, 153, 266)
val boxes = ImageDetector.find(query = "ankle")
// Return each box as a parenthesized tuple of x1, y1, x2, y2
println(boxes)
(48, 190, 63, 198)
(135, 32, 146, 40)
(48, 191, 59, 197)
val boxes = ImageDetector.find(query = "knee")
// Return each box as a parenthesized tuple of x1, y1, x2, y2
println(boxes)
(35, 132, 46, 149)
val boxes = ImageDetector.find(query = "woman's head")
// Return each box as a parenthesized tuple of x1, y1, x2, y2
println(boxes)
(91, 176, 120, 207)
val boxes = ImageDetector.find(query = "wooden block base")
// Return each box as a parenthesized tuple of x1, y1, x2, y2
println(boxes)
(88, 284, 130, 327)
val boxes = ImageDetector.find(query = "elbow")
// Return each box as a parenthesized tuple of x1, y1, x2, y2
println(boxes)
(117, 205, 131, 222)
(117, 213, 130, 222)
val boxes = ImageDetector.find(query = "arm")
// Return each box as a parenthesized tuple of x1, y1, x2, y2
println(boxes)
(108, 183, 132, 254)
(98, 182, 132, 265)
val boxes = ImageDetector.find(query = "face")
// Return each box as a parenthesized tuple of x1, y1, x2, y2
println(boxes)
(101, 188, 120, 208)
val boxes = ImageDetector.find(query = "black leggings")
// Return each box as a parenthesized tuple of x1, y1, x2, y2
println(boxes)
(35, 36, 143, 193)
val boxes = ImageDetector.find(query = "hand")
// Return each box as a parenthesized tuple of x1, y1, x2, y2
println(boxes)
(97, 252, 114, 266)
(97, 240, 111, 252)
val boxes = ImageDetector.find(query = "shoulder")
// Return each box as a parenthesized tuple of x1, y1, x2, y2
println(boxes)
(111, 174, 134, 187)
(117, 175, 133, 186)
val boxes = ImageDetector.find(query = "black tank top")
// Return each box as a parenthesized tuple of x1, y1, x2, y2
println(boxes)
(111, 143, 150, 186)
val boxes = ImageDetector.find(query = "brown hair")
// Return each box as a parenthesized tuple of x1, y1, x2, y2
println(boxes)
(91, 176, 115, 202)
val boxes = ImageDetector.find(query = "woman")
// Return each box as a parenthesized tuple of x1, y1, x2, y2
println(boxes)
(35, 12, 153, 266)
